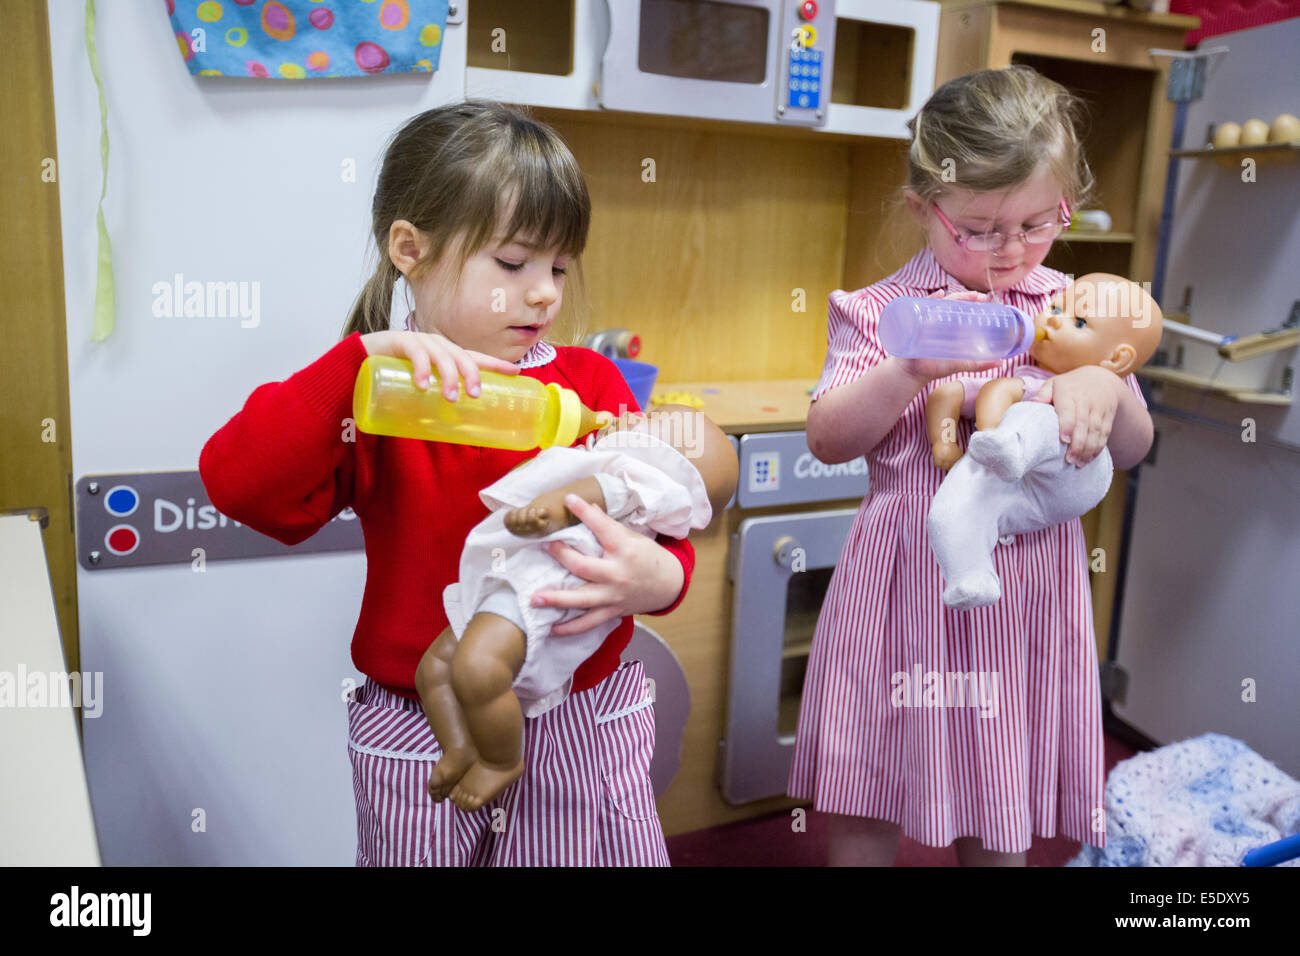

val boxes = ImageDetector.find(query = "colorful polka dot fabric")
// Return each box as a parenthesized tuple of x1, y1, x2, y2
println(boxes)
(164, 0, 449, 79)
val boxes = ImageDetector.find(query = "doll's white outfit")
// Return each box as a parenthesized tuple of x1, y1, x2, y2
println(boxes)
(443, 424, 712, 718)
(927, 397, 1113, 610)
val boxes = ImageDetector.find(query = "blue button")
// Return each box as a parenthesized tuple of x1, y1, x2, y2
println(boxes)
(105, 485, 139, 517)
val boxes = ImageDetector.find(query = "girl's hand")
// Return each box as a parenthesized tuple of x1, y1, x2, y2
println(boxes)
(530, 493, 685, 635)
(361, 330, 518, 402)
(896, 290, 1003, 384)
(1028, 365, 1123, 466)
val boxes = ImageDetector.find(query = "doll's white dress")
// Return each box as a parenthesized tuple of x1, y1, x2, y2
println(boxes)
(444, 425, 712, 717)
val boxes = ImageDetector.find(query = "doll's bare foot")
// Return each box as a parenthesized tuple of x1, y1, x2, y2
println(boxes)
(943, 571, 1002, 611)
(449, 758, 525, 812)
(932, 443, 964, 472)
(427, 745, 478, 803)
(504, 504, 563, 537)
(967, 428, 1027, 482)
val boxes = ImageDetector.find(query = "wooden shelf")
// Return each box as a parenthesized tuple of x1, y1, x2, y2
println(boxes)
(940, 0, 1199, 30)
(1137, 366, 1294, 405)
(1171, 141, 1300, 161)
(1057, 231, 1135, 244)
(782, 640, 813, 661)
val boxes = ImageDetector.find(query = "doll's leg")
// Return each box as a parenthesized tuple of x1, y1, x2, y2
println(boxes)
(415, 628, 479, 802)
(504, 476, 607, 537)
(927, 466, 1010, 610)
(925, 382, 966, 471)
(966, 380, 1036, 482)
(448, 612, 529, 812)
(972, 378, 1025, 432)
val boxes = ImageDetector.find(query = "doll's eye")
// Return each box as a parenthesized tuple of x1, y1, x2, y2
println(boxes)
(1074, 317, 1087, 329)
(1050, 305, 1063, 315)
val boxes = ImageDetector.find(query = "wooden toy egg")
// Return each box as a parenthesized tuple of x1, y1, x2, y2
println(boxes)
(1269, 113, 1300, 144)
(1240, 118, 1270, 146)
(1212, 122, 1241, 148)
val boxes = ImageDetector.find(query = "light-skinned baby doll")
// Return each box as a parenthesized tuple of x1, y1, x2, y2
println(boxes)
(924, 273, 1163, 609)
(414, 405, 739, 811)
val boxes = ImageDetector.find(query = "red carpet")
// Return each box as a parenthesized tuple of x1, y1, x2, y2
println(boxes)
(666, 733, 1137, 866)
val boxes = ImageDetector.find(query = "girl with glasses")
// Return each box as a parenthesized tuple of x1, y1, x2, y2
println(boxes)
(789, 66, 1155, 867)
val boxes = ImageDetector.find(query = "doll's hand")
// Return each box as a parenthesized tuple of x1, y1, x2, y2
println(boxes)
(529, 494, 684, 635)
(1028, 365, 1123, 466)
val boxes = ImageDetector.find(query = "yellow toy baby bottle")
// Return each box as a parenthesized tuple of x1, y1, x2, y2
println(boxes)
(353, 356, 607, 450)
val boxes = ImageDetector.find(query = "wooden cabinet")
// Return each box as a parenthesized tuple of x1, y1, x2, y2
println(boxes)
(936, 0, 1198, 293)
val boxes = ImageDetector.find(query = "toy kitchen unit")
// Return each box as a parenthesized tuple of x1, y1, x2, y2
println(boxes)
(640, 379, 870, 834)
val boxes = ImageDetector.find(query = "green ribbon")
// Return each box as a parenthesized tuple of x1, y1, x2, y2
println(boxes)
(85, 0, 114, 341)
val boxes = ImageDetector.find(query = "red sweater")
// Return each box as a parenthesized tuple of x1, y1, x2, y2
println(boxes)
(198, 333, 694, 700)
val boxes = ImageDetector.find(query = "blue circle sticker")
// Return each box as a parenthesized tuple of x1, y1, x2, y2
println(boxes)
(104, 485, 139, 517)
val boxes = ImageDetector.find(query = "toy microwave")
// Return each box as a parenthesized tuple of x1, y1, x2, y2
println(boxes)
(463, 0, 937, 138)
(601, 0, 839, 127)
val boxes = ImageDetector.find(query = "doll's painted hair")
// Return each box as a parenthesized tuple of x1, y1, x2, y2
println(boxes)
(343, 100, 591, 342)
(905, 65, 1095, 210)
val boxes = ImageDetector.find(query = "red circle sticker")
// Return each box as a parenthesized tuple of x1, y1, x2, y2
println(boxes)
(105, 525, 140, 556)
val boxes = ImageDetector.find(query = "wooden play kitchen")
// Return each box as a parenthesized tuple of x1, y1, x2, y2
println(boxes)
(467, 0, 1201, 835)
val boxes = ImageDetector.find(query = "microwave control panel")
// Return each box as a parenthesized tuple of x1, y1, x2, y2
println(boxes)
(776, 0, 836, 125)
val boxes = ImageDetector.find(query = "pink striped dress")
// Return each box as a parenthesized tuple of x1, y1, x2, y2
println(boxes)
(788, 246, 1147, 853)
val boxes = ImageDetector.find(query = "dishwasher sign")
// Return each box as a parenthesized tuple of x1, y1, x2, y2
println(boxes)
(736, 432, 869, 508)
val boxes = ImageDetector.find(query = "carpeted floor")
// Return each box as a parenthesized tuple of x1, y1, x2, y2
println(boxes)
(666, 732, 1137, 866)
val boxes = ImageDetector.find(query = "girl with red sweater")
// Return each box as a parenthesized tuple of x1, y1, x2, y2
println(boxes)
(199, 102, 693, 866)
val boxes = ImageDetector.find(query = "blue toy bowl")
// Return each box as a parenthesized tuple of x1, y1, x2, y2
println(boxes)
(612, 358, 659, 411)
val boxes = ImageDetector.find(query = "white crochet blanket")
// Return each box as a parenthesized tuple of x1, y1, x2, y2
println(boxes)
(1071, 733, 1300, 867)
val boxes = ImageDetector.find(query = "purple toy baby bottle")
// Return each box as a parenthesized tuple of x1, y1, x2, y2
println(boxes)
(878, 297, 1044, 360)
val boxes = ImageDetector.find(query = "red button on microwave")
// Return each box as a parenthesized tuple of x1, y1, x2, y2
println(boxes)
(799, 1, 818, 21)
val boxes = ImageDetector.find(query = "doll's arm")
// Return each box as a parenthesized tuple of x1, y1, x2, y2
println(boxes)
(973, 378, 1027, 432)
(504, 476, 607, 537)
(926, 382, 966, 471)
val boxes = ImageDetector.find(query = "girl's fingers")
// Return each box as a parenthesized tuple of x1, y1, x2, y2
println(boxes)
(549, 606, 618, 636)
(560, 494, 628, 553)
(466, 349, 520, 376)
(543, 539, 611, 584)
(1081, 411, 1110, 465)
(451, 351, 482, 399)
(1055, 396, 1076, 446)
(426, 345, 462, 401)
(405, 342, 433, 391)
(531, 581, 611, 609)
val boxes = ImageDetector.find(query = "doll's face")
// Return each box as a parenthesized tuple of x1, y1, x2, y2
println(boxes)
(1030, 273, 1162, 375)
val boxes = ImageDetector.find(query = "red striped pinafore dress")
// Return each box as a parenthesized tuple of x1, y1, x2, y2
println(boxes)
(788, 247, 1147, 853)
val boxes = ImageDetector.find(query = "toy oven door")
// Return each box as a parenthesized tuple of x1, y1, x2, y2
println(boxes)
(720, 507, 857, 804)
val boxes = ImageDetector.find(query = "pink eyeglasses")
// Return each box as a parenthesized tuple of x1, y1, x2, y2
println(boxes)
(931, 198, 1072, 254)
